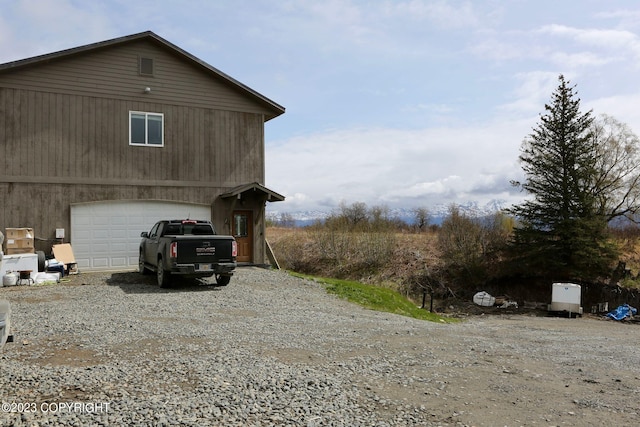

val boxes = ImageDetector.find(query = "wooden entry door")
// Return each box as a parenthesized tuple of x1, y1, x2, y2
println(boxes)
(232, 210, 253, 263)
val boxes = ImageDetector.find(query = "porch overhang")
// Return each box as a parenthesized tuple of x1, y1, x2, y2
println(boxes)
(220, 182, 285, 202)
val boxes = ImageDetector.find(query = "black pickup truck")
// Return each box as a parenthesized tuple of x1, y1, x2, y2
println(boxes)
(139, 219, 237, 287)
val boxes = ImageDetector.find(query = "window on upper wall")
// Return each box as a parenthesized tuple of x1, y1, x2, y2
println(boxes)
(139, 57, 154, 76)
(129, 111, 164, 147)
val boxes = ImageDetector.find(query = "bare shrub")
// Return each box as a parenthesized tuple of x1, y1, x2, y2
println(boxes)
(413, 207, 430, 232)
(403, 266, 457, 306)
(308, 225, 353, 266)
(307, 226, 395, 273)
(339, 201, 368, 228)
(354, 230, 396, 267)
(267, 228, 312, 272)
(438, 205, 513, 290)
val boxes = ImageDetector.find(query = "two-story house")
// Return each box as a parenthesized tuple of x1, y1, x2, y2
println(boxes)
(0, 31, 285, 270)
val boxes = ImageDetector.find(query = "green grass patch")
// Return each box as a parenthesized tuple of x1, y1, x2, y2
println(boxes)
(289, 272, 455, 323)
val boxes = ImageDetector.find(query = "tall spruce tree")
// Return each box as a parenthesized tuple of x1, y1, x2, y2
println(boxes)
(508, 75, 618, 280)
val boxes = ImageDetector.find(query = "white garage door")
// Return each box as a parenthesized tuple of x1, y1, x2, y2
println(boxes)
(71, 200, 211, 271)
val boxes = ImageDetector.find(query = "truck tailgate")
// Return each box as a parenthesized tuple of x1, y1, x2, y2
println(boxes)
(175, 236, 235, 264)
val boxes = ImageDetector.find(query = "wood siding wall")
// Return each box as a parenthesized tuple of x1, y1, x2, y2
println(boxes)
(0, 40, 274, 116)
(0, 87, 265, 186)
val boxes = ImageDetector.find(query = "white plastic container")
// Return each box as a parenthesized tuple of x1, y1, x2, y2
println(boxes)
(3, 273, 18, 287)
(0, 299, 10, 349)
(473, 291, 496, 307)
(0, 253, 38, 279)
(34, 272, 60, 284)
(549, 283, 583, 316)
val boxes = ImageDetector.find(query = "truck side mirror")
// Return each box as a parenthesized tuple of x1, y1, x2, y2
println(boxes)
(141, 232, 149, 238)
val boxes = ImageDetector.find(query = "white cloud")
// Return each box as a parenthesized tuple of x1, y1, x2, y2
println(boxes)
(596, 9, 640, 31)
(538, 24, 640, 65)
(540, 24, 638, 47)
(388, 175, 462, 198)
(0, 0, 117, 62)
(588, 93, 640, 133)
(267, 119, 528, 212)
(548, 51, 614, 68)
(498, 71, 560, 115)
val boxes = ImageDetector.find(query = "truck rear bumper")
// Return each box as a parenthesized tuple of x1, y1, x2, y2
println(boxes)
(171, 262, 236, 276)
(213, 262, 236, 275)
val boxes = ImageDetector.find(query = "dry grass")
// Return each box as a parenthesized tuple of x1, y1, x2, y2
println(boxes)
(266, 227, 442, 291)
(267, 226, 640, 297)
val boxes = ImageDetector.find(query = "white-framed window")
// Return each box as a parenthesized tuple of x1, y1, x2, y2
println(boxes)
(129, 111, 164, 147)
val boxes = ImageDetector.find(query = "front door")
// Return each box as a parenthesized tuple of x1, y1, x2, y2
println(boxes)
(232, 210, 253, 263)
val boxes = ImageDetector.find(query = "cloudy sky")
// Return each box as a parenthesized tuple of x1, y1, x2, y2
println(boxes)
(2, 1, 640, 214)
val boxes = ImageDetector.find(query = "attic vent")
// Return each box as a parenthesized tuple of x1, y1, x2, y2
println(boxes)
(139, 57, 154, 76)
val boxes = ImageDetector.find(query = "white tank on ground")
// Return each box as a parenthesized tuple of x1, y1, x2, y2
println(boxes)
(548, 282, 583, 317)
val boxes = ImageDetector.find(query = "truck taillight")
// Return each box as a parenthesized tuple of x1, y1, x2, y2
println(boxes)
(232, 240, 237, 258)
(170, 242, 177, 258)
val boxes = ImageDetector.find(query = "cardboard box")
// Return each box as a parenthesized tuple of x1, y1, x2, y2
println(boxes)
(4, 228, 35, 254)
(5, 228, 34, 239)
(52, 243, 78, 275)
(5, 238, 34, 249)
(5, 247, 35, 255)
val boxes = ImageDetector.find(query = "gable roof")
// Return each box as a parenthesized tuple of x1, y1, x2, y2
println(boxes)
(221, 182, 285, 202)
(0, 30, 285, 121)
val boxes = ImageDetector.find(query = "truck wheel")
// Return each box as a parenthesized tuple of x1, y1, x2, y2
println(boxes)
(215, 274, 231, 286)
(157, 257, 172, 288)
(139, 251, 150, 275)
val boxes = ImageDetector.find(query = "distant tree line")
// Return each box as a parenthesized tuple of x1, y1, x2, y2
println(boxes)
(267, 202, 435, 232)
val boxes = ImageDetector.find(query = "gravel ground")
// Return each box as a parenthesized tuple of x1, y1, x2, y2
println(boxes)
(1, 267, 640, 427)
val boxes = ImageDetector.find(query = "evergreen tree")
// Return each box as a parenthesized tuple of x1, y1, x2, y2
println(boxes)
(508, 75, 618, 280)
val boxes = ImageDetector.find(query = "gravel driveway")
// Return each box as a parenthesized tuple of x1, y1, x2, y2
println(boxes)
(1, 267, 640, 426)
